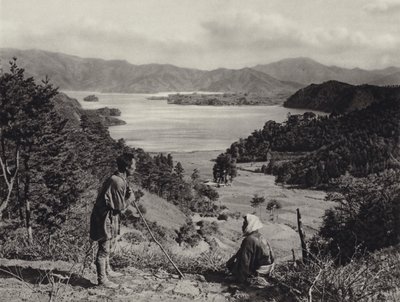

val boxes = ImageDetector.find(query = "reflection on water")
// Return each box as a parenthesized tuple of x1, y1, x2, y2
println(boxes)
(64, 91, 316, 153)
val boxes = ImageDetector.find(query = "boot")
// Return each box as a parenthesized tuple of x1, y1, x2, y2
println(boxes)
(106, 256, 123, 278)
(96, 258, 119, 288)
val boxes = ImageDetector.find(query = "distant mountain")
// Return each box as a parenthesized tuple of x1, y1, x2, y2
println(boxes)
(0, 48, 203, 93)
(196, 67, 302, 96)
(284, 80, 400, 113)
(253, 57, 398, 86)
(0, 48, 299, 96)
(371, 71, 400, 86)
(3, 48, 398, 96)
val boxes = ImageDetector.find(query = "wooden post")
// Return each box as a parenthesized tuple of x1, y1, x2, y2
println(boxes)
(297, 208, 308, 264)
(291, 249, 297, 268)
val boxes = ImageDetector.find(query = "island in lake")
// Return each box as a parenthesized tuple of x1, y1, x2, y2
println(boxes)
(83, 94, 99, 102)
(94, 107, 126, 126)
(165, 92, 288, 106)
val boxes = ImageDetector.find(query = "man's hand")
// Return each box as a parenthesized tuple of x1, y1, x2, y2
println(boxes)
(134, 189, 144, 201)
(126, 186, 133, 199)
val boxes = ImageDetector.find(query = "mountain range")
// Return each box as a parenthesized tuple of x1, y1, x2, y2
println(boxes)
(253, 57, 400, 86)
(0, 48, 399, 94)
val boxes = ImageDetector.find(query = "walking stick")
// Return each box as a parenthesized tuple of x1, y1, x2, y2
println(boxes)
(132, 190, 184, 279)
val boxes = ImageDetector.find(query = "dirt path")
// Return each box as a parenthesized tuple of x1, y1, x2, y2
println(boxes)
(0, 259, 276, 302)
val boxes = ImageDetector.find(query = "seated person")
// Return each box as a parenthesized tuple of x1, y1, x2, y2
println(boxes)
(226, 214, 274, 283)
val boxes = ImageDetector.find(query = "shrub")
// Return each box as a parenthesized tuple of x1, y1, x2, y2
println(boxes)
(176, 219, 201, 247)
(273, 247, 400, 302)
(320, 171, 400, 261)
(228, 211, 242, 220)
(120, 231, 145, 244)
(266, 199, 282, 211)
(217, 213, 228, 221)
(197, 220, 219, 238)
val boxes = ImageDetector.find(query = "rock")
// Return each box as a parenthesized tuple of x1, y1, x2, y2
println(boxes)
(196, 275, 206, 282)
(173, 280, 200, 297)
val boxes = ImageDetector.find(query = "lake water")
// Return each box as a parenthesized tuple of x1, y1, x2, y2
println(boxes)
(64, 91, 315, 153)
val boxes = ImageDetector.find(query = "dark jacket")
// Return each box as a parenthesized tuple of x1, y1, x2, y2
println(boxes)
(90, 172, 130, 241)
(227, 231, 274, 282)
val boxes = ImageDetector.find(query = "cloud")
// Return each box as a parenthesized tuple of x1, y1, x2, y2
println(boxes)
(201, 11, 400, 53)
(363, 0, 400, 13)
(201, 12, 302, 50)
(2, 9, 400, 70)
(1, 18, 205, 67)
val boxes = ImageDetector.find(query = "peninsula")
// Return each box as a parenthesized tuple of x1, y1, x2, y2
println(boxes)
(166, 92, 288, 106)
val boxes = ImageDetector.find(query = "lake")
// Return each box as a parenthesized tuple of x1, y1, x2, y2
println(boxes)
(64, 91, 316, 153)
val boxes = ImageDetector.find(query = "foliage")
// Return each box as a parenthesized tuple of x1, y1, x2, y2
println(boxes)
(272, 247, 400, 302)
(176, 218, 201, 247)
(250, 194, 265, 218)
(319, 170, 400, 261)
(135, 152, 194, 211)
(217, 213, 228, 221)
(120, 231, 146, 244)
(191, 168, 200, 183)
(197, 220, 219, 238)
(266, 199, 282, 211)
(212, 153, 237, 183)
(222, 98, 400, 187)
(284, 80, 400, 114)
(0, 58, 58, 217)
(0, 204, 90, 262)
(0, 60, 184, 262)
(195, 183, 219, 202)
(111, 243, 228, 275)
(174, 162, 184, 179)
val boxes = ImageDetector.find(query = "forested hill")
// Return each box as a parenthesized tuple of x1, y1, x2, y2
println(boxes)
(284, 80, 400, 113)
(1, 58, 232, 255)
(224, 97, 400, 187)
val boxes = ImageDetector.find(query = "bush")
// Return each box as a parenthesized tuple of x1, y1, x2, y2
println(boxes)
(197, 220, 219, 238)
(217, 213, 228, 221)
(273, 247, 400, 302)
(120, 231, 145, 244)
(266, 199, 282, 211)
(176, 219, 201, 247)
(228, 211, 242, 220)
(320, 171, 400, 261)
(0, 212, 90, 263)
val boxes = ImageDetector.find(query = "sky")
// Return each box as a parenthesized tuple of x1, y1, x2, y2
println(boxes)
(1, 0, 400, 70)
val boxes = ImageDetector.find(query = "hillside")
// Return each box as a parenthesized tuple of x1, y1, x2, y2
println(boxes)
(253, 57, 398, 85)
(2, 49, 399, 96)
(223, 96, 400, 188)
(371, 71, 400, 86)
(284, 80, 400, 113)
(195, 67, 301, 96)
(0, 48, 299, 96)
(1, 55, 399, 302)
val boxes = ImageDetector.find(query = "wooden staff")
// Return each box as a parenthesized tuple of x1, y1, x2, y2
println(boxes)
(132, 190, 184, 279)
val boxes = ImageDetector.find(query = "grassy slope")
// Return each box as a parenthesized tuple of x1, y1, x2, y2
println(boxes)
(172, 151, 333, 261)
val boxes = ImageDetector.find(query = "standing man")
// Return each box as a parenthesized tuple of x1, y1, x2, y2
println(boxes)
(90, 152, 135, 288)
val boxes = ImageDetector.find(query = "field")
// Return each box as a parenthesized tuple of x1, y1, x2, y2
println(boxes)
(172, 150, 334, 261)
(0, 150, 336, 301)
